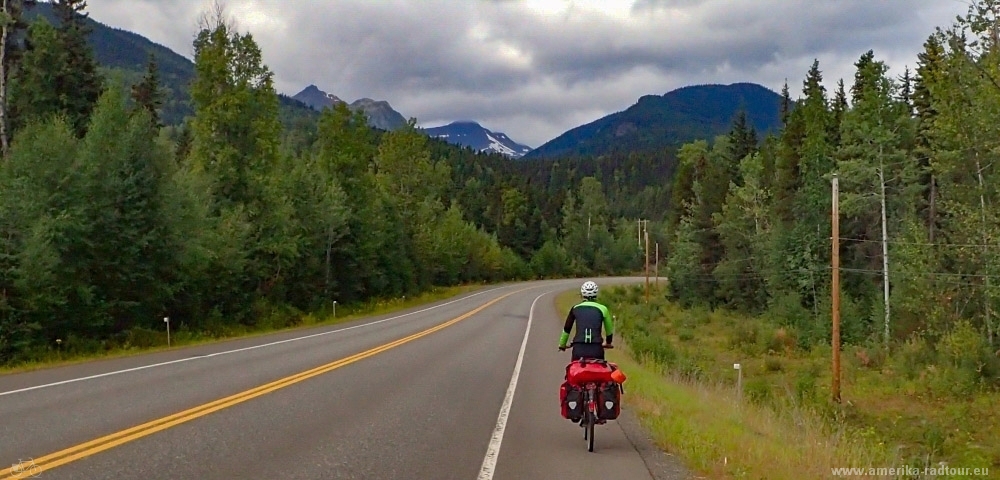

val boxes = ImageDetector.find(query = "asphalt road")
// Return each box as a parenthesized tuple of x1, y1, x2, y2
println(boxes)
(0, 278, 689, 480)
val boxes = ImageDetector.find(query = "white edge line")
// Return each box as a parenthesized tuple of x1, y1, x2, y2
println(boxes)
(0, 285, 517, 397)
(477, 289, 550, 480)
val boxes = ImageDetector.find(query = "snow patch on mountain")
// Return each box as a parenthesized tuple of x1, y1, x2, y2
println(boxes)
(422, 121, 532, 159)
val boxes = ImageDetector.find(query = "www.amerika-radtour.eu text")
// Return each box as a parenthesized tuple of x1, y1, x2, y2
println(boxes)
(831, 466, 989, 477)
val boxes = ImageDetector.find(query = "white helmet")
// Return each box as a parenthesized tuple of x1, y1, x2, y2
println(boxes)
(580, 281, 599, 299)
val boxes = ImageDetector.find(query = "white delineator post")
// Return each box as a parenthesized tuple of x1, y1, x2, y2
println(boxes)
(734, 363, 742, 401)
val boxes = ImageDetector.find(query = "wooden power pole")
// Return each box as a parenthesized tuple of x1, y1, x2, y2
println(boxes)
(831, 174, 841, 404)
(644, 229, 650, 304)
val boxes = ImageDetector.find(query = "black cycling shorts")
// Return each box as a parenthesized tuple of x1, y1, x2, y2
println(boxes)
(571, 343, 605, 361)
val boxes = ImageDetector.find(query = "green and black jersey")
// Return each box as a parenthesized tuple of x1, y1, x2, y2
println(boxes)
(559, 300, 614, 347)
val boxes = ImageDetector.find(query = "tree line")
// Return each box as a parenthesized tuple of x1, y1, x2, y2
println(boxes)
(0, 1, 668, 362)
(663, 1, 1000, 387)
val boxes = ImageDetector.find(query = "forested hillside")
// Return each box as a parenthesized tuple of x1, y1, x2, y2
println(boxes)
(20, 1, 322, 128)
(663, 3, 1000, 389)
(524, 82, 783, 160)
(0, 1, 673, 363)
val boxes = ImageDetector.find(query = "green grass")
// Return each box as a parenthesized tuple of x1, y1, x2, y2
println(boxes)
(555, 287, 999, 479)
(1, 284, 483, 375)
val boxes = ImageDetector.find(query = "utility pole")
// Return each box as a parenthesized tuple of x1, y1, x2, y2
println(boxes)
(655, 242, 659, 289)
(878, 153, 890, 350)
(977, 157, 994, 346)
(831, 174, 841, 404)
(644, 229, 650, 304)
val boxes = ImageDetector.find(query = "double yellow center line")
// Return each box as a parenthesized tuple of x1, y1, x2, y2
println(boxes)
(0, 289, 522, 479)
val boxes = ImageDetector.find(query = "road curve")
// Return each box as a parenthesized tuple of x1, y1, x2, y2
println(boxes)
(0, 277, 686, 480)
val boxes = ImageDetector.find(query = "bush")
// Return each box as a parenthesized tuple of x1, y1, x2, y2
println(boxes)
(529, 240, 569, 278)
(921, 364, 978, 398)
(765, 292, 822, 348)
(892, 332, 936, 380)
(497, 247, 531, 280)
(744, 377, 773, 405)
(794, 364, 820, 404)
(938, 320, 985, 371)
(124, 327, 166, 349)
(764, 355, 784, 372)
(678, 329, 695, 342)
(629, 331, 677, 365)
(730, 320, 761, 355)
(673, 357, 704, 381)
(933, 320, 1000, 391)
(850, 345, 886, 370)
(767, 327, 797, 354)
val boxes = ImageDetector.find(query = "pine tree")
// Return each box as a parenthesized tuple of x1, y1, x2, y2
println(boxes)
(130, 53, 164, 128)
(899, 66, 913, 115)
(779, 80, 792, 124)
(914, 34, 945, 242)
(1, 0, 35, 69)
(0, 0, 35, 158)
(7, 18, 62, 133)
(838, 52, 911, 347)
(52, 0, 102, 136)
(851, 50, 876, 103)
(830, 79, 848, 146)
(727, 110, 759, 171)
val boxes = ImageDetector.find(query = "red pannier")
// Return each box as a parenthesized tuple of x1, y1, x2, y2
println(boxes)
(566, 359, 616, 386)
(597, 381, 622, 420)
(561, 359, 627, 421)
(560, 382, 584, 420)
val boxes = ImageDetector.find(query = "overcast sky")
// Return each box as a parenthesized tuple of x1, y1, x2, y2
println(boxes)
(85, 0, 971, 148)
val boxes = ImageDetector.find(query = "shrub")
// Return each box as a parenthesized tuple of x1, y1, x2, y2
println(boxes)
(744, 377, 773, 405)
(730, 320, 761, 355)
(892, 332, 936, 380)
(678, 328, 695, 342)
(630, 331, 677, 365)
(124, 327, 165, 349)
(767, 327, 797, 354)
(764, 356, 784, 372)
(794, 368, 819, 404)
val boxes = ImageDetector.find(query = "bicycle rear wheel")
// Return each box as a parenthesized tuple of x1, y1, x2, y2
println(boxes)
(587, 413, 595, 452)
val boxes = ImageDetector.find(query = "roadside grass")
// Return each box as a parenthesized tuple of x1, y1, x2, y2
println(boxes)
(555, 287, 998, 479)
(1, 284, 483, 375)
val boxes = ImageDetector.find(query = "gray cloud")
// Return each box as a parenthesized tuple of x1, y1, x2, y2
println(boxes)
(84, 0, 970, 147)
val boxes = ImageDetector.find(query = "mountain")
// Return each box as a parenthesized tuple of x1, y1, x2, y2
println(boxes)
(523, 82, 784, 160)
(21, 2, 318, 128)
(422, 121, 532, 159)
(291, 86, 407, 131)
(291, 86, 528, 157)
(23, 1, 197, 125)
(292, 85, 344, 110)
(348, 98, 407, 131)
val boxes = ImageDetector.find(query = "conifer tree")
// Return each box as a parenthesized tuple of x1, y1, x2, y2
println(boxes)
(131, 53, 164, 128)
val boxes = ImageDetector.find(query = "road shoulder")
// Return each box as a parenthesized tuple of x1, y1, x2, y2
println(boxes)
(617, 406, 694, 480)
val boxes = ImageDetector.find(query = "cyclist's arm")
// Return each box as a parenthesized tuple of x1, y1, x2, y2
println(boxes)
(559, 309, 575, 347)
(603, 308, 614, 344)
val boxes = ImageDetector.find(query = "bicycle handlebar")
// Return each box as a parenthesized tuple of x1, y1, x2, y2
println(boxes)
(559, 342, 614, 350)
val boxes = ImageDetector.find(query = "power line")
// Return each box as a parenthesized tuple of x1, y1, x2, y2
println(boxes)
(838, 236, 1000, 249)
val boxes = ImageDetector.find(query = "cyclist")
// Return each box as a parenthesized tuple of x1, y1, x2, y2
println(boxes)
(558, 280, 613, 360)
